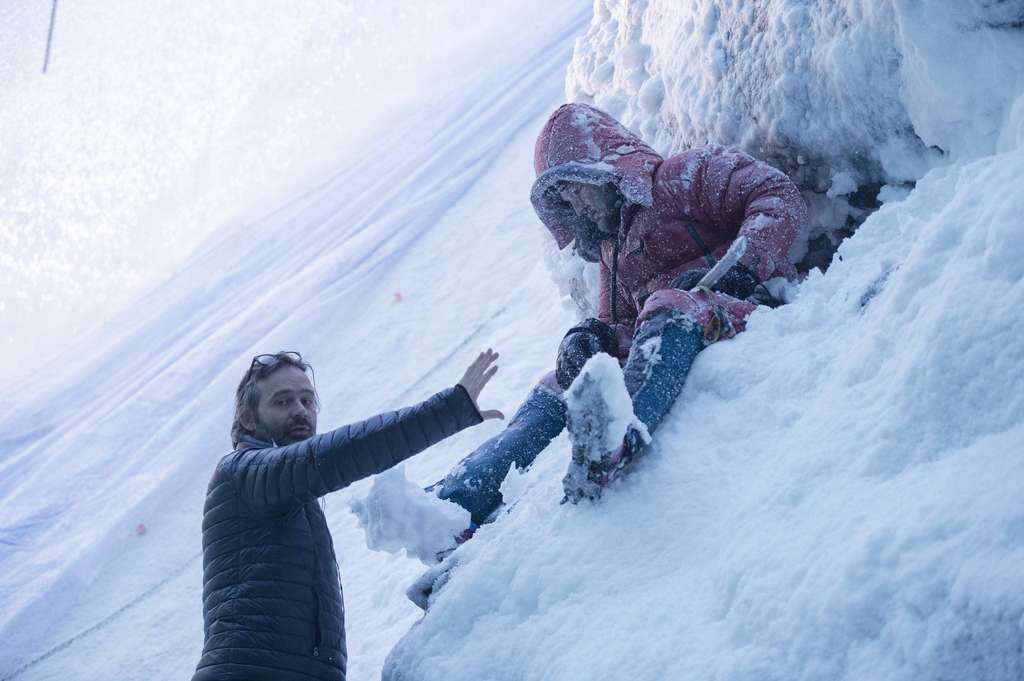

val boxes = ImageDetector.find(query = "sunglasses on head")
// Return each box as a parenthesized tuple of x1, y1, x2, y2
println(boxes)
(250, 351, 304, 371)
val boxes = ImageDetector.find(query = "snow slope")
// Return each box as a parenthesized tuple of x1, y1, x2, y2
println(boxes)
(3, 1, 1023, 680)
(0, 1, 551, 387)
(0, 3, 591, 679)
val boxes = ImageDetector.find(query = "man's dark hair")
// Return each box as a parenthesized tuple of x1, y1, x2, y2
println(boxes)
(231, 352, 319, 448)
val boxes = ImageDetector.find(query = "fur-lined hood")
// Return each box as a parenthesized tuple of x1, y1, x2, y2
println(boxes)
(530, 103, 662, 249)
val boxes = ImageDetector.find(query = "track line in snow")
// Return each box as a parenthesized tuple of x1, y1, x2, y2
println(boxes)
(0, 551, 202, 681)
(394, 306, 509, 405)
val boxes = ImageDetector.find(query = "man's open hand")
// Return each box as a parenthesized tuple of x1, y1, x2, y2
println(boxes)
(458, 349, 504, 421)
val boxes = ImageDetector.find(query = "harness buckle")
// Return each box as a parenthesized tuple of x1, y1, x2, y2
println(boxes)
(703, 305, 735, 343)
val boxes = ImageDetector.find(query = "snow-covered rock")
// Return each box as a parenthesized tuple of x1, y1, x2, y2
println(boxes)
(567, 0, 1024, 261)
(568, 0, 1024, 188)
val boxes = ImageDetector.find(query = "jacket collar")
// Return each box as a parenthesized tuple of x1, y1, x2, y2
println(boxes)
(236, 433, 276, 450)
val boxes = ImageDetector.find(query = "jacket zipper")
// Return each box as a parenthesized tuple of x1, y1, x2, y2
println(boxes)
(312, 590, 322, 657)
(609, 204, 634, 324)
(684, 222, 717, 267)
(306, 504, 323, 657)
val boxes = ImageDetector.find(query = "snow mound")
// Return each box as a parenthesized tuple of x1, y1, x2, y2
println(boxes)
(565, 352, 646, 460)
(351, 466, 471, 565)
(567, 0, 1024, 215)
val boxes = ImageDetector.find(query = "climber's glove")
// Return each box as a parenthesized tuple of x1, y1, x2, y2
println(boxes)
(671, 263, 760, 301)
(555, 318, 619, 391)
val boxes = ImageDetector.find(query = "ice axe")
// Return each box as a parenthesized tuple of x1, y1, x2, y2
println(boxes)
(691, 235, 747, 343)
(691, 235, 747, 293)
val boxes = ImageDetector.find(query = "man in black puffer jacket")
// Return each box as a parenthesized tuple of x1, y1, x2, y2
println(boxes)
(192, 349, 503, 681)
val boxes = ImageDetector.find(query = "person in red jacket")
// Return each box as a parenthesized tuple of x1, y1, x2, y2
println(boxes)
(435, 102, 806, 524)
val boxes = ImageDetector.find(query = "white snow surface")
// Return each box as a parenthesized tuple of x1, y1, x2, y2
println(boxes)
(0, 2, 591, 679)
(565, 353, 646, 460)
(387, 105, 1024, 681)
(350, 466, 470, 565)
(385, 4, 1024, 680)
(3, 3, 1024, 681)
(0, 1, 548, 387)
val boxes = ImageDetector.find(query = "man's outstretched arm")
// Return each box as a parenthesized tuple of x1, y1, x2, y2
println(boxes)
(227, 350, 502, 513)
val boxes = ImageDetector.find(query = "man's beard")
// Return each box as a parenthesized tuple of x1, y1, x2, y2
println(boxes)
(573, 234, 603, 263)
(253, 418, 314, 446)
(595, 205, 621, 236)
(572, 211, 619, 263)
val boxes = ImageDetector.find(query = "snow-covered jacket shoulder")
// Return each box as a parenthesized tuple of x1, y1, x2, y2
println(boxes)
(652, 145, 804, 283)
(528, 103, 805, 353)
(592, 144, 805, 350)
(193, 386, 481, 681)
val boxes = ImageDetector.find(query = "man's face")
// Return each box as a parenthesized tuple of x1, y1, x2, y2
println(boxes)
(558, 182, 622, 236)
(247, 365, 318, 445)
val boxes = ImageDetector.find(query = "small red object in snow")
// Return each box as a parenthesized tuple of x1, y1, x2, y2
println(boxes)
(393, 291, 403, 302)
(136, 523, 147, 536)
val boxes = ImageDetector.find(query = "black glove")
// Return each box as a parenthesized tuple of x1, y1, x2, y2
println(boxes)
(713, 263, 760, 299)
(671, 263, 760, 300)
(670, 267, 709, 291)
(555, 318, 619, 390)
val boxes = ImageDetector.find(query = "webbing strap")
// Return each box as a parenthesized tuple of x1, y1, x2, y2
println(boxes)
(684, 222, 717, 268)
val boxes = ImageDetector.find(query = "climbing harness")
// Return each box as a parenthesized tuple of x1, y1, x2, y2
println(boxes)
(701, 302, 736, 343)
(608, 202, 637, 325)
(610, 232, 620, 323)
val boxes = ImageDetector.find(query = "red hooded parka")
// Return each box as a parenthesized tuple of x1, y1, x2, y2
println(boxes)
(531, 103, 807, 356)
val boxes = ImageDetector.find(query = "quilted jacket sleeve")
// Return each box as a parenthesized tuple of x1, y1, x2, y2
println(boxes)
(226, 385, 483, 513)
(683, 147, 806, 282)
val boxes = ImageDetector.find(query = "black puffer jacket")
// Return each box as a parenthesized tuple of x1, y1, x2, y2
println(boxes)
(192, 386, 482, 681)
